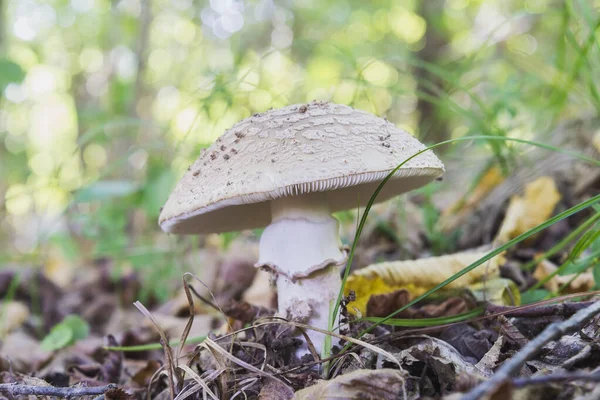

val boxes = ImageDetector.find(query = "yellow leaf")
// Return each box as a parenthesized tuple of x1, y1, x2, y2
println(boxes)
(346, 251, 503, 314)
(593, 130, 600, 153)
(440, 166, 505, 232)
(469, 278, 521, 306)
(495, 177, 561, 243)
(0, 301, 30, 337)
(43, 246, 75, 288)
(533, 260, 594, 293)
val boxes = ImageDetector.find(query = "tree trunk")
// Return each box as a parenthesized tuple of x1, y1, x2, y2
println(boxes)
(415, 1, 449, 145)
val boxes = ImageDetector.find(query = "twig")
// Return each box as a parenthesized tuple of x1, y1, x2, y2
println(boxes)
(513, 371, 600, 388)
(0, 383, 116, 397)
(486, 301, 593, 318)
(464, 300, 600, 400)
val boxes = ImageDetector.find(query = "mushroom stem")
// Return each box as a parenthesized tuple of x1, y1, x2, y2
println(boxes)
(258, 193, 345, 356)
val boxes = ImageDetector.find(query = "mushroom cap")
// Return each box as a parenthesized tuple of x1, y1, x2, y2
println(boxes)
(159, 102, 444, 234)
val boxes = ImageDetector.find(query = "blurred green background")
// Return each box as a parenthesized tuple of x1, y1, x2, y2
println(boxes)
(1, 0, 598, 301)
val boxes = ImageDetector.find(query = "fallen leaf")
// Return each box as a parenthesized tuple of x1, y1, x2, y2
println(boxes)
(440, 166, 506, 232)
(346, 250, 503, 314)
(295, 369, 408, 400)
(593, 129, 600, 153)
(258, 379, 294, 400)
(40, 315, 90, 351)
(495, 177, 561, 243)
(475, 335, 505, 375)
(533, 259, 594, 293)
(0, 331, 51, 372)
(243, 268, 276, 309)
(440, 325, 498, 364)
(469, 278, 521, 306)
(539, 334, 590, 366)
(222, 300, 274, 325)
(43, 245, 76, 288)
(496, 315, 528, 349)
(0, 301, 29, 336)
(366, 290, 469, 319)
(130, 360, 162, 388)
(366, 289, 411, 318)
(393, 335, 488, 396)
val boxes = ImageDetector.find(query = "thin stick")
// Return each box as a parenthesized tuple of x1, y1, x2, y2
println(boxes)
(464, 300, 600, 400)
(486, 301, 593, 318)
(513, 371, 600, 388)
(0, 383, 116, 398)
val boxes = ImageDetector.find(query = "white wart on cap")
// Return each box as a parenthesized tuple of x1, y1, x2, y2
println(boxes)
(159, 101, 444, 234)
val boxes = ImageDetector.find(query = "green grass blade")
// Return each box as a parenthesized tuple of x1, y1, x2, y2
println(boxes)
(360, 306, 485, 327)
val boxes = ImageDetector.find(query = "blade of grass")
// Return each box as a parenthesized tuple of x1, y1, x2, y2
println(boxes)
(360, 306, 485, 327)
(521, 210, 600, 271)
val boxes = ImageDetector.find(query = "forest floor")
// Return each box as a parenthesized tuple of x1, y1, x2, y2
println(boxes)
(2, 131, 600, 399)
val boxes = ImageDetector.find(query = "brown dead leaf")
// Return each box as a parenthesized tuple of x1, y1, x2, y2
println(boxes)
(533, 259, 594, 293)
(417, 297, 469, 318)
(130, 360, 162, 388)
(496, 315, 528, 349)
(393, 335, 488, 396)
(440, 325, 498, 364)
(474, 335, 505, 375)
(215, 255, 257, 305)
(346, 250, 503, 314)
(0, 331, 51, 372)
(104, 387, 134, 400)
(295, 369, 408, 400)
(366, 290, 469, 319)
(366, 289, 411, 318)
(243, 269, 276, 309)
(222, 300, 274, 325)
(258, 379, 294, 400)
(496, 177, 561, 243)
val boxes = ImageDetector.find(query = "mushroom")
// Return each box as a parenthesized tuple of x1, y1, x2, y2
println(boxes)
(159, 102, 444, 355)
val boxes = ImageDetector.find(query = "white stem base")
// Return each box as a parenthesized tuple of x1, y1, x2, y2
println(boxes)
(275, 263, 342, 355)
(257, 193, 345, 357)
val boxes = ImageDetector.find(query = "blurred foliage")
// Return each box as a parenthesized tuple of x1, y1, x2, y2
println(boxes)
(40, 314, 90, 351)
(0, 0, 599, 300)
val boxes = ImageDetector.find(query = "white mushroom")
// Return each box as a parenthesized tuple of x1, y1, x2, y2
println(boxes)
(159, 101, 445, 356)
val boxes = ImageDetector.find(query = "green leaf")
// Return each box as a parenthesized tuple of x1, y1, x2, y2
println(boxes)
(40, 324, 73, 351)
(73, 180, 139, 203)
(63, 315, 90, 341)
(40, 315, 89, 351)
(0, 58, 25, 90)
(142, 169, 177, 218)
(521, 289, 551, 305)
